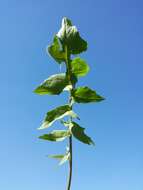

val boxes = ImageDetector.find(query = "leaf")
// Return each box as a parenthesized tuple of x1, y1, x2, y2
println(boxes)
(47, 36, 66, 63)
(71, 57, 90, 77)
(48, 154, 65, 159)
(72, 86, 105, 103)
(34, 73, 69, 95)
(39, 130, 70, 142)
(39, 105, 78, 129)
(48, 152, 70, 165)
(70, 122, 95, 145)
(57, 17, 87, 54)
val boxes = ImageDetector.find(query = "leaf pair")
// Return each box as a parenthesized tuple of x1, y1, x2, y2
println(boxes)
(57, 17, 87, 55)
(41, 120, 94, 146)
(48, 17, 87, 65)
(34, 58, 90, 95)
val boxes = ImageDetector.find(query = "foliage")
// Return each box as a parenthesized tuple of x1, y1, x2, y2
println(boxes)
(34, 17, 105, 190)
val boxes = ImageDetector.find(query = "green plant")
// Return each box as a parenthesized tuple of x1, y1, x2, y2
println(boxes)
(34, 17, 105, 190)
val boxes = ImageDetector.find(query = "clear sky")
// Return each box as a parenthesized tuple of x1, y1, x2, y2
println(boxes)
(0, 0, 143, 190)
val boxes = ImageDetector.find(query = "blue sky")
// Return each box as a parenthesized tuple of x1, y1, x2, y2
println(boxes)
(0, 0, 143, 189)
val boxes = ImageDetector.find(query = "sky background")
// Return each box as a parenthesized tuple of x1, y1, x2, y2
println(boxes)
(0, 0, 143, 190)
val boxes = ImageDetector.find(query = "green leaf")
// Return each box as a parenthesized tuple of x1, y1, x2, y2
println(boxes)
(39, 130, 70, 142)
(72, 86, 105, 103)
(34, 73, 69, 95)
(39, 105, 78, 129)
(47, 36, 66, 63)
(48, 154, 65, 159)
(70, 122, 95, 145)
(48, 152, 70, 165)
(71, 57, 90, 77)
(57, 17, 87, 54)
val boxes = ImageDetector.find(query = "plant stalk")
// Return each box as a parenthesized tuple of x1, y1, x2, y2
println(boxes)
(65, 45, 73, 190)
(67, 136, 72, 190)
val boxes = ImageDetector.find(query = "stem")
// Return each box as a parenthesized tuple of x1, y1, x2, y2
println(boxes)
(67, 136, 72, 190)
(65, 45, 73, 190)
